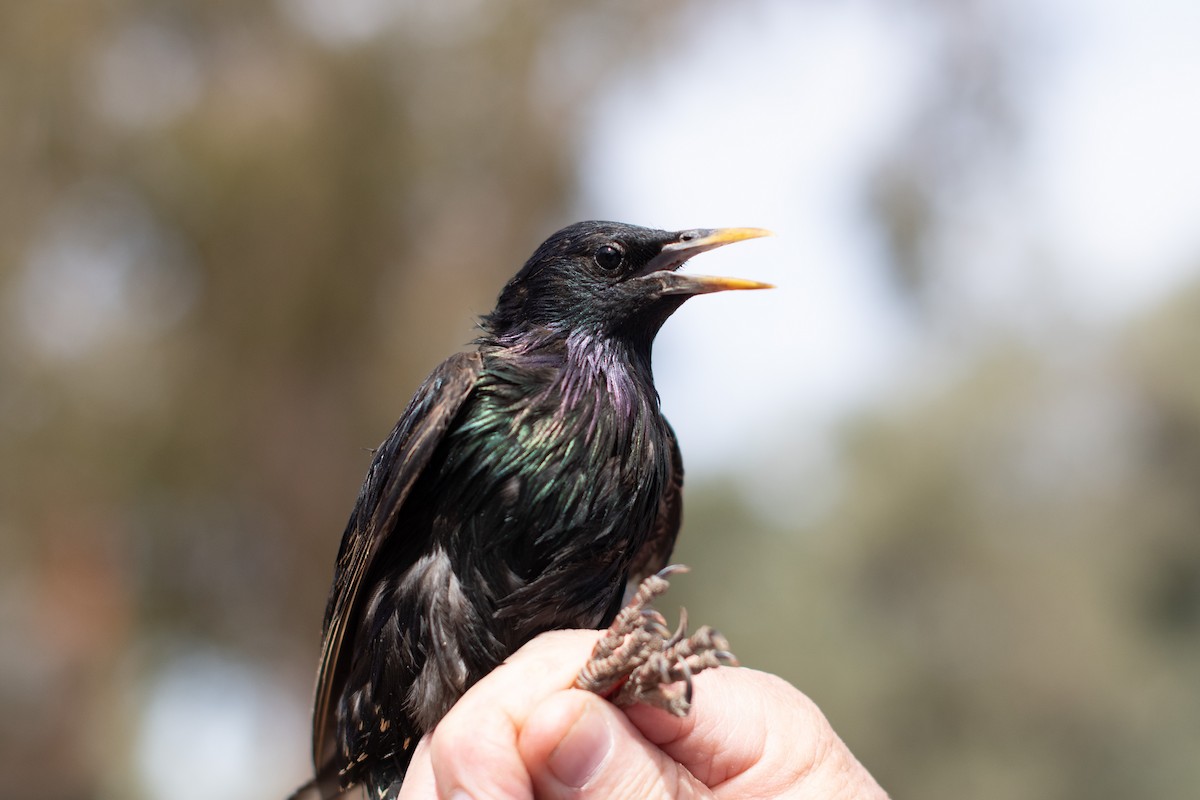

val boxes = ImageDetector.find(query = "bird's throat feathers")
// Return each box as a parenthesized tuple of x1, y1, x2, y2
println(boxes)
(479, 328, 660, 443)
(561, 331, 657, 422)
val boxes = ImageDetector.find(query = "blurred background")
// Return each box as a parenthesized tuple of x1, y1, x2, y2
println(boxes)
(3, 0, 1199, 797)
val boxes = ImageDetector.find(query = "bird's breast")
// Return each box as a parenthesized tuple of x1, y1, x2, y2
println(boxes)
(440, 355, 671, 563)
(374, 351, 674, 728)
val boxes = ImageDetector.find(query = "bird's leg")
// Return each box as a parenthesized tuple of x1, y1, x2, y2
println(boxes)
(574, 565, 737, 717)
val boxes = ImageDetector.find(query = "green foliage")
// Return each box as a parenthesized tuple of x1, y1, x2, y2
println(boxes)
(674, 301, 1200, 799)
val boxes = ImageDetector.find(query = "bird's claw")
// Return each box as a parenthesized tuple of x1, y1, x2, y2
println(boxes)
(573, 565, 737, 716)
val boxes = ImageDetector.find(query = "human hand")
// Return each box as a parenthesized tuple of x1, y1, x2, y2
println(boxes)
(397, 629, 887, 799)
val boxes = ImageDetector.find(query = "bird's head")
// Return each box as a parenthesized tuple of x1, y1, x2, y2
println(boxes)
(480, 221, 771, 348)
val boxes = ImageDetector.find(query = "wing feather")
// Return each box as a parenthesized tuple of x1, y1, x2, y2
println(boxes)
(310, 350, 483, 777)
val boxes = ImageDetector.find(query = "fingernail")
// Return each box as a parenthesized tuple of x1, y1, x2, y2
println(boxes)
(449, 792, 474, 800)
(547, 702, 612, 788)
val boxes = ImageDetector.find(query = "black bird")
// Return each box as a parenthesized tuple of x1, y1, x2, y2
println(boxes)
(307, 221, 770, 798)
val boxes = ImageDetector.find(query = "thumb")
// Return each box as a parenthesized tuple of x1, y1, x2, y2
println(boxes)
(518, 691, 711, 799)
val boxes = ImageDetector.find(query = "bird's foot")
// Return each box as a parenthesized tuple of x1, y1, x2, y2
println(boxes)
(574, 565, 737, 716)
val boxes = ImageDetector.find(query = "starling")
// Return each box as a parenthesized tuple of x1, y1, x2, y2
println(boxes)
(305, 221, 770, 798)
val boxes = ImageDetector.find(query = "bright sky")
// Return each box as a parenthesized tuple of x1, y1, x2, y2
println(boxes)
(580, 0, 1200, 481)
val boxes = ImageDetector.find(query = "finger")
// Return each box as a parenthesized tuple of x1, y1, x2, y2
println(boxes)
(427, 630, 602, 800)
(395, 735, 435, 799)
(519, 689, 713, 800)
(625, 669, 887, 799)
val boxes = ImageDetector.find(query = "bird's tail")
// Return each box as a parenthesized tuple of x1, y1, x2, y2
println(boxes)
(284, 760, 346, 800)
(283, 776, 319, 800)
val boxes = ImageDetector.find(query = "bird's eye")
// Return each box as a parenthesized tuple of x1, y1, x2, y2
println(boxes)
(594, 243, 623, 271)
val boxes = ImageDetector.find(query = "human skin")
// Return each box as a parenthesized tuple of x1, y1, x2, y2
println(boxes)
(396, 630, 888, 799)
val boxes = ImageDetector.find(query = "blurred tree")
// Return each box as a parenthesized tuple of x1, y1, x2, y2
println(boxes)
(0, 1, 688, 797)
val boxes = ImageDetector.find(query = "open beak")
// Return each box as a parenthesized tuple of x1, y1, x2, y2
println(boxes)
(645, 227, 774, 295)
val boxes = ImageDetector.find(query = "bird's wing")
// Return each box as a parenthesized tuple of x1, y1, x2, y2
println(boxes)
(628, 421, 684, 591)
(311, 350, 483, 777)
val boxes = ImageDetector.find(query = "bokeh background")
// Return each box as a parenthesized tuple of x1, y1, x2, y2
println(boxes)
(4, 0, 1200, 798)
